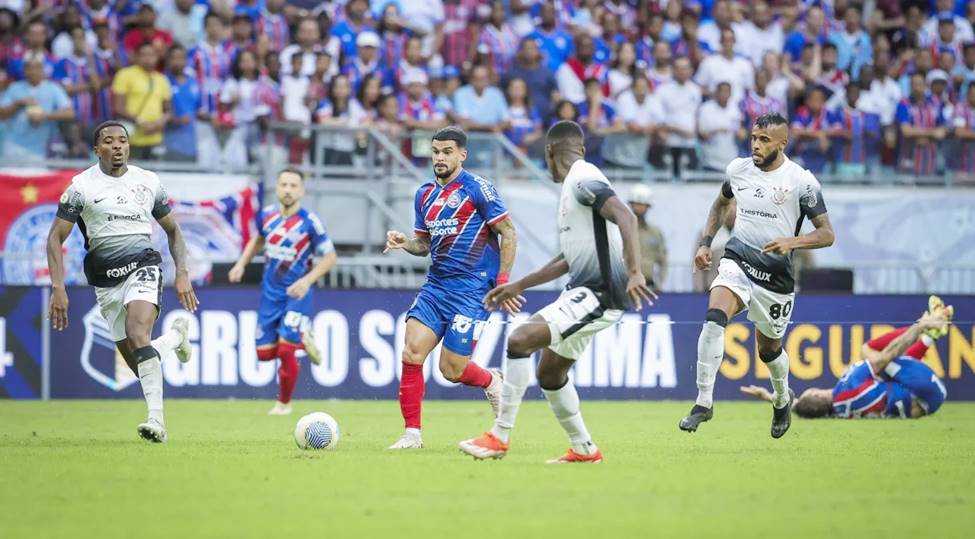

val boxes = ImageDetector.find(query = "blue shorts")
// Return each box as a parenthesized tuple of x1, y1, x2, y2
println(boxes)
(406, 282, 489, 356)
(884, 357, 947, 417)
(256, 287, 312, 347)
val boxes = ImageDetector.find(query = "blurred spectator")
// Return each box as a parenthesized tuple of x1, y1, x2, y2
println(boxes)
(830, 3, 871, 80)
(570, 0, 603, 37)
(896, 72, 947, 176)
(527, 2, 574, 72)
(660, 0, 683, 44)
(164, 44, 200, 162)
(92, 19, 125, 72)
(375, 92, 403, 140)
(921, 0, 974, 44)
(344, 31, 390, 94)
(0, 57, 73, 160)
(479, 0, 518, 75)
(737, 1, 784, 67)
(957, 43, 975, 98)
(157, 0, 205, 50)
(112, 43, 172, 159)
(315, 73, 366, 165)
(698, 0, 735, 53)
(634, 11, 663, 68)
(503, 37, 557, 123)
(556, 33, 605, 104)
(264, 51, 281, 83)
(695, 28, 754, 103)
(226, 14, 256, 59)
(54, 25, 111, 156)
(306, 52, 335, 114)
(626, 184, 667, 290)
(697, 81, 742, 171)
(784, 6, 827, 64)
(740, 69, 786, 133)
(282, 17, 336, 78)
(604, 0, 635, 29)
(593, 12, 625, 65)
(790, 86, 833, 174)
(928, 13, 965, 66)
(122, 5, 173, 58)
(399, 70, 446, 131)
(647, 41, 673, 88)
(281, 54, 310, 125)
(51, 6, 96, 60)
(332, 0, 375, 61)
(377, 3, 408, 68)
(813, 43, 850, 105)
(953, 84, 975, 177)
(579, 76, 624, 163)
(454, 64, 508, 132)
(257, 0, 290, 53)
(761, 51, 804, 105)
(398, 0, 445, 61)
(503, 76, 542, 151)
(608, 41, 641, 99)
(928, 69, 954, 114)
(670, 8, 710, 68)
(441, 0, 480, 67)
(551, 98, 578, 125)
(831, 82, 880, 177)
(357, 72, 383, 122)
(655, 57, 701, 177)
(394, 36, 428, 93)
(0, 8, 23, 65)
(8, 20, 55, 80)
(189, 13, 232, 167)
(429, 66, 457, 118)
(603, 75, 660, 169)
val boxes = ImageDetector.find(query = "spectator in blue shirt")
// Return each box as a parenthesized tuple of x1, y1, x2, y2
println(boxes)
(527, 2, 574, 72)
(784, 5, 827, 63)
(164, 44, 201, 162)
(830, 3, 872, 80)
(454, 64, 509, 133)
(332, 0, 375, 61)
(0, 58, 74, 160)
(503, 37, 558, 123)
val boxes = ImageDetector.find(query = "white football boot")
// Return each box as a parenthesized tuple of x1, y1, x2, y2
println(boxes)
(172, 317, 192, 363)
(301, 330, 322, 366)
(137, 418, 167, 443)
(268, 401, 293, 415)
(388, 429, 423, 449)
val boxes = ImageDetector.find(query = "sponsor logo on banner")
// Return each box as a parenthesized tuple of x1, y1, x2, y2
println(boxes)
(81, 305, 138, 392)
(2, 205, 86, 285)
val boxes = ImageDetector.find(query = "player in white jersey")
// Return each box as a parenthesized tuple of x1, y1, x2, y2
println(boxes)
(458, 121, 656, 463)
(46, 121, 198, 443)
(678, 112, 834, 438)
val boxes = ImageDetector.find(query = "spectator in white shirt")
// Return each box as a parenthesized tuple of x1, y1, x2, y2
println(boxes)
(921, 0, 974, 45)
(556, 33, 606, 105)
(696, 28, 754, 104)
(648, 40, 673, 89)
(602, 75, 660, 168)
(281, 17, 340, 78)
(736, 0, 784, 67)
(608, 42, 643, 99)
(697, 81, 743, 171)
(698, 0, 736, 53)
(655, 57, 701, 176)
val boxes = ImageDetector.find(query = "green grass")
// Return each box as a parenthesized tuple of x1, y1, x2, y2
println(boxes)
(1, 400, 973, 539)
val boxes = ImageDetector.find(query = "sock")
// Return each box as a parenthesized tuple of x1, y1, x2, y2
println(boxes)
(763, 349, 791, 409)
(490, 355, 531, 443)
(457, 361, 493, 388)
(151, 330, 181, 356)
(543, 382, 597, 455)
(399, 362, 425, 429)
(133, 346, 164, 424)
(867, 327, 910, 351)
(695, 321, 726, 408)
(256, 346, 277, 361)
(276, 342, 300, 404)
(905, 334, 934, 359)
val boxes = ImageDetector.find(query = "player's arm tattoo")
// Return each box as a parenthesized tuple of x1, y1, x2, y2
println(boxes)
(404, 234, 431, 257)
(598, 195, 642, 277)
(700, 184, 735, 248)
(870, 323, 926, 373)
(489, 217, 517, 275)
(791, 213, 835, 250)
(46, 217, 76, 288)
(157, 213, 190, 276)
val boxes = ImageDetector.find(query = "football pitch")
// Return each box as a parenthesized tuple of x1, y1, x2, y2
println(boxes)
(2, 400, 972, 539)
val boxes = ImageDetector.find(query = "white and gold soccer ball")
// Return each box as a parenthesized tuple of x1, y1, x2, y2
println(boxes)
(294, 412, 340, 450)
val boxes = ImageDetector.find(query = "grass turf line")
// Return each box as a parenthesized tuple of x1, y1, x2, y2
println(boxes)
(1, 400, 972, 539)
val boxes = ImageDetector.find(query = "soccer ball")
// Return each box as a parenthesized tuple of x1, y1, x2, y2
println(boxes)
(294, 412, 340, 450)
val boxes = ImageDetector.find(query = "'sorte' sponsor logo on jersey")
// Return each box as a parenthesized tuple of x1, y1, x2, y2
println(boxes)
(739, 260, 772, 282)
(427, 217, 459, 237)
(106, 261, 139, 279)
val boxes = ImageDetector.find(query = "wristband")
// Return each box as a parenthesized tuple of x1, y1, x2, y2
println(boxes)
(496, 273, 510, 285)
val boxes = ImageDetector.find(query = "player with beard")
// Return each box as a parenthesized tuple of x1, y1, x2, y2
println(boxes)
(47, 121, 196, 443)
(679, 112, 835, 438)
(384, 126, 519, 450)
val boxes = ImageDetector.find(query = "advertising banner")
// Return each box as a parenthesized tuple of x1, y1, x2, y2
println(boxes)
(0, 287, 44, 399)
(38, 287, 975, 401)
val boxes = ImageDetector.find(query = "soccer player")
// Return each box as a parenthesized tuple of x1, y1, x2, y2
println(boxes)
(679, 112, 835, 439)
(228, 168, 337, 416)
(741, 298, 952, 419)
(458, 120, 656, 464)
(46, 121, 196, 443)
(384, 126, 518, 450)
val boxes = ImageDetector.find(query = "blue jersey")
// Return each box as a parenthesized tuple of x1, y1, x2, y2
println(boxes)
(413, 169, 509, 292)
(257, 205, 334, 294)
(832, 359, 947, 418)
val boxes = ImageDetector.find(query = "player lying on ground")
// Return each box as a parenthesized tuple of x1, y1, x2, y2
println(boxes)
(742, 297, 953, 419)
(458, 120, 656, 464)
(229, 168, 337, 415)
(383, 126, 519, 449)
(680, 112, 835, 439)
(47, 121, 196, 443)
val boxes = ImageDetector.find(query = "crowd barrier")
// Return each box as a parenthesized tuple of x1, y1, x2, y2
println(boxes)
(2, 286, 973, 401)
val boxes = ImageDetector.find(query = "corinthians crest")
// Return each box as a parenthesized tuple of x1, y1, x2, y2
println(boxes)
(770, 186, 792, 205)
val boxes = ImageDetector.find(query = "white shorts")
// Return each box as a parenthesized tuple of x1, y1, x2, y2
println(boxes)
(710, 258, 795, 339)
(93, 265, 162, 341)
(536, 287, 624, 360)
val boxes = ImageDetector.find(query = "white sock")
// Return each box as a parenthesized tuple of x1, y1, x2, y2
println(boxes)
(490, 355, 532, 443)
(151, 329, 181, 356)
(764, 349, 791, 409)
(405, 427, 421, 436)
(921, 334, 934, 347)
(695, 321, 725, 408)
(137, 352, 164, 425)
(542, 382, 597, 455)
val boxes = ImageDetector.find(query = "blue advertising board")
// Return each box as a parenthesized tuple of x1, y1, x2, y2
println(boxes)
(29, 287, 975, 401)
(0, 287, 44, 399)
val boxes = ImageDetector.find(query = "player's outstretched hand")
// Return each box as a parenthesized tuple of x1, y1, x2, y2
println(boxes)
(483, 283, 526, 313)
(626, 272, 657, 310)
(286, 278, 312, 300)
(693, 245, 712, 272)
(175, 271, 199, 312)
(49, 286, 69, 330)
(384, 230, 407, 254)
(761, 237, 795, 255)
(740, 385, 773, 402)
(228, 263, 244, 283)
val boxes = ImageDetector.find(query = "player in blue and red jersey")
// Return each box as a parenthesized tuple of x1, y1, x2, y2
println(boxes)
(229, 168, 338, 416)
(384, 126, 519, 450)
(742, 297, 953, 419)
(895, 72, 947, 176)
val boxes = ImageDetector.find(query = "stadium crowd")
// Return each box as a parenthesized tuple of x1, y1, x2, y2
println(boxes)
(1, 0, 975, 178)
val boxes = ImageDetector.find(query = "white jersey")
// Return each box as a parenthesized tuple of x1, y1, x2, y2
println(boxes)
(57, 164, 172, 287)
(559, 160, 630, 310)
(722, 156, 827, 294)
